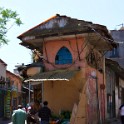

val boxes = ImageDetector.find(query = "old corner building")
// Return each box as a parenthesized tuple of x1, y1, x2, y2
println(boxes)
(17, 14, 117, 124)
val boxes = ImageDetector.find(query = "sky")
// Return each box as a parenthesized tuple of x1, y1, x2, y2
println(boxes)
(0, 0, 124, 72)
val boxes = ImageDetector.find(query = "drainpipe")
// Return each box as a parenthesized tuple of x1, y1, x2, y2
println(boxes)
(103, 56, 106, 123)
(29, 82, 30, 104)
(42, 82, 44, 102)
(96, 77, 101, 124)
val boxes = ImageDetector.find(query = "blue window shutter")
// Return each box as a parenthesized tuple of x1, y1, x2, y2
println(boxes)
(55, 47, 72, 64)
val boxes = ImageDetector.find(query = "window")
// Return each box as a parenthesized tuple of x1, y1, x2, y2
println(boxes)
(55, 47, 72, 64)
(86, 51, 96, 66)
(110, 47, 119, 58)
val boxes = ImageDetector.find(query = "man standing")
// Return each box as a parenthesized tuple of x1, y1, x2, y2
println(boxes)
(12, 105, 27, 124)
(38, 101, 51, 124)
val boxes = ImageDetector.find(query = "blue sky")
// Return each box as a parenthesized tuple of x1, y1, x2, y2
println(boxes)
(0, 0, 124, 72)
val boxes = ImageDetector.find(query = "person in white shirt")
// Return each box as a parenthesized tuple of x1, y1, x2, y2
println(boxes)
(119, 104, 124, 124)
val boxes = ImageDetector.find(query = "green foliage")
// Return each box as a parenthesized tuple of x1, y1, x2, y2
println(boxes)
(60, 110, 71, 119)
(0, 7, 22, 45)
(51, 113, 60, 120)
(51, 110, 71, 120)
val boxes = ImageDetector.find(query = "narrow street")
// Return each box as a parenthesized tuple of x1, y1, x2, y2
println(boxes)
(0, 118, 122, 124)
(0, 118, 11, 124)
(0, 118, 27, 124)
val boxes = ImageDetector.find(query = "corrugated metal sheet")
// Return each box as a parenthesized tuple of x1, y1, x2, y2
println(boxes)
(105, 58, 124, 79)
(24, 69, 80, 82)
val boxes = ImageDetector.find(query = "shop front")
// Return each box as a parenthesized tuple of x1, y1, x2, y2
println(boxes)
(11, 85, 18, 110)
(4, 90, 11, 118)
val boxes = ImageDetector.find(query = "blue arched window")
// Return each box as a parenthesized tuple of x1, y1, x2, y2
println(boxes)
(55, 47, 72, 64)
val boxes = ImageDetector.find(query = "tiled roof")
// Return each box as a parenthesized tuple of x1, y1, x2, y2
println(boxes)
(18, 14, 112, 41)
(18, 14, 117, 51)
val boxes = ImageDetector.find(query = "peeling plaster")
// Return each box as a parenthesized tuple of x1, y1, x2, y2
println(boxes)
(39, 18, 67, 29)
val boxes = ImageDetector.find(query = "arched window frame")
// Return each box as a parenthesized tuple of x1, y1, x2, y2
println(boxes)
(55, 47, 73, 65)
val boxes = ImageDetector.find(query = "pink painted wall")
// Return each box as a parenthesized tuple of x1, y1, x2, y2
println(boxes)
(85, 67, 104, 124)
(43, 37, 86, 71)
(6, 71, 22, 96)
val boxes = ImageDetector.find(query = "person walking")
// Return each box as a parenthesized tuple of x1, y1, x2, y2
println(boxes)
(27, 101, 41, 124)
(12, 104, 27, 124)
(119, 104, 124, 124)
(38, 101, 51, 124)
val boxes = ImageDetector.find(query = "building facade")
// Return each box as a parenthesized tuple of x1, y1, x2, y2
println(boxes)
(106, 29, 124, 68)
(18, 14, 117, 124)
(0, 59, 7, 118)
(105, 29, 124, 120)
(6, 70, 22, 111)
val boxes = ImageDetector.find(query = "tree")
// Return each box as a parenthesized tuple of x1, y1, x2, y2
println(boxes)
(0, 7, 22, 45)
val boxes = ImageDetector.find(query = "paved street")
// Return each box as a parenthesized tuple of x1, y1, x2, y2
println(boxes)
(0, 118, 122, 124)
(0, 118, 11, 124)
(0, 118, 27, 124)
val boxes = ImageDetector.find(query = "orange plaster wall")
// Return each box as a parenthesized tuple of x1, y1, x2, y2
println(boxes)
(43, 70, 86, 114)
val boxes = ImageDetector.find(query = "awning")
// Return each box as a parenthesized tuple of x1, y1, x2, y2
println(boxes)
(24, 69, 80, 83)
